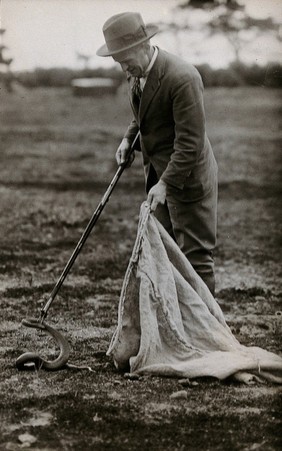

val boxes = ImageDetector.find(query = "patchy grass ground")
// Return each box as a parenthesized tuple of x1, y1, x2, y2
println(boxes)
(0, 85, 281, 450)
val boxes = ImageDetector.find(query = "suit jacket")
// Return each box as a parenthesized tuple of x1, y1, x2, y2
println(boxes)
(124, 48, 218, 199)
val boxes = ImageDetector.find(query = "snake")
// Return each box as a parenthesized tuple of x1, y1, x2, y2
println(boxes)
(16, 318, 71, 371)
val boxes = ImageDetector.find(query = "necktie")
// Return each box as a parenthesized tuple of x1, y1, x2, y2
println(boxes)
(131, 77, 142, 111)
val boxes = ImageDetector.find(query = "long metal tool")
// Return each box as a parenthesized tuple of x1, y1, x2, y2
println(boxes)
(40, 131, 139, 322)
(16, 132, 139, 371)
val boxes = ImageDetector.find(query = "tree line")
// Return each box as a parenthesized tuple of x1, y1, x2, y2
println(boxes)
(4, 62, 280, 89)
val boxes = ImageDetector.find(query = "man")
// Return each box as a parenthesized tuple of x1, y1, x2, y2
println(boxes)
(96, 12, 218, 295)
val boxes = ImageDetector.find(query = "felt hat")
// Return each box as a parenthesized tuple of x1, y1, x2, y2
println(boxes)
(96, 12, 158, 57)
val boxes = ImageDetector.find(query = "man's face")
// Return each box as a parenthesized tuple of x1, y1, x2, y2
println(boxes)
(113, 45, 150, 78)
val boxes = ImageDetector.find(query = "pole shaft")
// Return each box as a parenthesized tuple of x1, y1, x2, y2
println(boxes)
(40, 132, 139, 320)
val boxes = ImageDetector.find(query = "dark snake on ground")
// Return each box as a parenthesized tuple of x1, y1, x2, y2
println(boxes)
(16, 318, 71, 370)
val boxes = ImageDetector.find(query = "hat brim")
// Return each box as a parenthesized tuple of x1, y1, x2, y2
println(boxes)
(96, 24, 158, 57)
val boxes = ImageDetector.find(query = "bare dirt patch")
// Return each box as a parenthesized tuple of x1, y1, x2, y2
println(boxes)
(0, 86, 281, 450)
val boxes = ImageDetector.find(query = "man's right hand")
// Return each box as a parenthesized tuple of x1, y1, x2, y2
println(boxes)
(115, 138, 135, 167)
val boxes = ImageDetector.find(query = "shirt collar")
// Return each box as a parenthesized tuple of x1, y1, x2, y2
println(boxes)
(142, 46, 158, 79)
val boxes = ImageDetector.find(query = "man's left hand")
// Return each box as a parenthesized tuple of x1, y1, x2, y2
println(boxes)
(147, 179, 167, 212)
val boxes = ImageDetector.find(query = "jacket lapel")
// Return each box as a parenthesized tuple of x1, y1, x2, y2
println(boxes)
(139, 49, 166, 124)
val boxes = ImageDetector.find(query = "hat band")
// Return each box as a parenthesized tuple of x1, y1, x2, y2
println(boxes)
(106, 25, 147, 52)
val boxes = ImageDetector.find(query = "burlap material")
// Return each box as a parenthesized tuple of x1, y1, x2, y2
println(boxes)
(107, 203, 282, 383)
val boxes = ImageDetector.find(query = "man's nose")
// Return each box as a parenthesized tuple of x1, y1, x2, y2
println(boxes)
(120, 63, 128, 72)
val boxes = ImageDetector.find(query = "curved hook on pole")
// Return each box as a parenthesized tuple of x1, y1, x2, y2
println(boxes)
(16, 318, 70, 371)
(16, 132, 140, 371)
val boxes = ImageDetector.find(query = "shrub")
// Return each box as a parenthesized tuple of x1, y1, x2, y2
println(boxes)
(14, 62, 282, 88)
(16, 66, 124, 88)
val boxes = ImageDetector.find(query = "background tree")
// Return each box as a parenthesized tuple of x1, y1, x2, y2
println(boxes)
(157, 0, 281, 65)
(0, 29, 14, 92)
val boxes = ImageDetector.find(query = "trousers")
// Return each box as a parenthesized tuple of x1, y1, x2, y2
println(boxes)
(148, 166, 218, 295)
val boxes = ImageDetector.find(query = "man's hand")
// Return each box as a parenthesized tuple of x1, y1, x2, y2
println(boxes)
(147, 179, 167, 212)
(116, 138, 135, 167)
